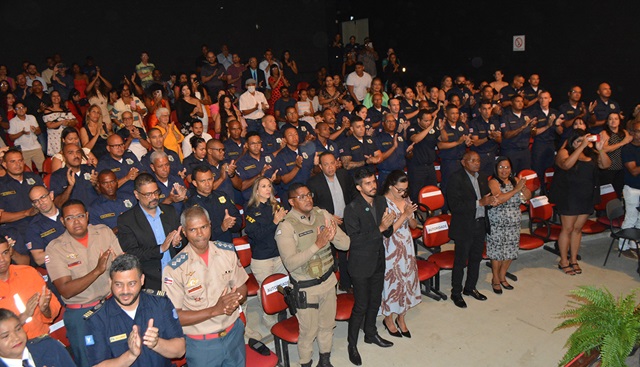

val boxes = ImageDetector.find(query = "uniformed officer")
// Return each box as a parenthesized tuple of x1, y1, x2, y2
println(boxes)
(140, 128, 185, 178)
(96, 134, 145, 193)
(529, 91, 559, 192)
(85, 254, 186, 367)
(314, 121, 340, 159)
(204, 138, 238, 203)
(374, 114, 409, 186)
(26, 185, 65, 267)
(185, 166, 242, 243)
(437, 104, 472, 208)
(282, 106, 317, 145)
(469, 100, 502, 176)
(150, 151, 188, 215)
(588, 82, 621, 134)
(406, 110, 439, 203)
(260, 114, 284, 156)
(339, 117, 382, 175)
(558, 86, 588, 144)
(387, 98, 409, 132)
(183, 137, 207, 182)
(0, 149, 42, 249)
(272, 126, 315, 205)
(163, 206, 249, 367)
(50, 143, 100, 209)
(223, 120, 245, 164)
(323, 108, 350, 143)
(275, 183, 350, 367)
(235, 132, 277, 202)
(499, 75, 525, 108)
(500, 95, 533, 174)
(45, 199, 124, 367)
(366, 93, 390, 130)
(522, 74, 543, 108)
(88, 170, 137, 232)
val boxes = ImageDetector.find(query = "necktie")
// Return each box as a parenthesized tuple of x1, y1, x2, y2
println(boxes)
(22, 359, 31, 367)
(252, 69, 256, 80)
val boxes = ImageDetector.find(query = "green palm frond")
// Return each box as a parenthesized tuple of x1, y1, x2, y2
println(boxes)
(555, 286, 640, 367)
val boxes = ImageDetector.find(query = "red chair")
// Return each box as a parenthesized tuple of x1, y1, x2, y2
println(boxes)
(517, 169, 540, 212)
(528, 196, 562, 242)
(595, 184, 620, 227)
(416, 259, 444, 301)
(234, 236, 259, 297)
(43, 173, 51, 189)
(422, 217, 453, 299)
(333, 270, 355, 320)
(239, 312, 279, 367)
(49, 307, 70, 347)
(261, 273, 299, 367)
(42, 157, 52, 174)
(417, 186, 451, 224)
(543, 167, 554, 192)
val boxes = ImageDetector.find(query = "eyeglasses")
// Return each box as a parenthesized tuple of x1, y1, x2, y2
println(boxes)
(290, 192, 314, 200)
(393, 186, 408, 193)
(31, 193, 49, 205)
(498, 165, 511, 169)
(16, 106, 25, 110)
(64, 213, 87, 222)
(108, 143, 125, 148)
(137, 189, 161, 199)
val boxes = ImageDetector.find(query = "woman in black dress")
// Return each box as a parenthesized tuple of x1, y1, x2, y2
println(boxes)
(550, 129, 611, 275)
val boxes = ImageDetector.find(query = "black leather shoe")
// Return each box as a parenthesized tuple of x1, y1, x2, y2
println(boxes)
(463, 288, 488, 301)
(451, 293, 467, 308)
(348, 345, 362, 366)
(364, 334, 394, 347)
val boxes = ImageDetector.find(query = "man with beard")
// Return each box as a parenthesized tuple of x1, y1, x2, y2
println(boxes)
(50, 143, 99, 208)
(117, 173, 183, 291)
(181, 120, 212, 158)
(343, 168, 396, 365)
(85, 254, 185, 367)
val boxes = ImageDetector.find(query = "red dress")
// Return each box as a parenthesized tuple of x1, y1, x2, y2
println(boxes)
(267, 76, 286, 115)
(74, 78, 88, 99)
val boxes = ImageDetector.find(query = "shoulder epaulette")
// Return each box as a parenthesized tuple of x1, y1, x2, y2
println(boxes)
(83, 300, 105, 320)
(143, 288, 166, 297)
(26, 335, 49, 345)
(213, 241, 235, 252)
(169, 252, 189, 269)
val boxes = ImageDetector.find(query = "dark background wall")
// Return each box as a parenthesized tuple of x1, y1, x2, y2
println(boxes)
(2, 0, 638, 113)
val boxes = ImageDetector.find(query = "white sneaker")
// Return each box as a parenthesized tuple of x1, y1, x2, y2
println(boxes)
(619, 239, 638, 251)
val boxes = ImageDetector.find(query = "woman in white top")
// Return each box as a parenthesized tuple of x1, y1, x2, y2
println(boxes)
(85, 68, 113, 127)
(51, 126, 98, 171)
(43, 90, 77, 156)
(295, 89, 316, 127)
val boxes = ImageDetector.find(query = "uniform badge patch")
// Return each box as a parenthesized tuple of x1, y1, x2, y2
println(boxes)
(84, 173, 92, 180)
(126, 158, 134, 165)
(265, 156, 272, 163)
(124, 199, 133, 208)
(302, 152, 308, 159)
(85, 335, 95, 346)
(219, 196, 227, 204)
(168, 155, 175, 162)
(26, 178, 35, 185)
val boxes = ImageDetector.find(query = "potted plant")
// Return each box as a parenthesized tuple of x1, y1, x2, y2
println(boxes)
(555, 286, 640, 367)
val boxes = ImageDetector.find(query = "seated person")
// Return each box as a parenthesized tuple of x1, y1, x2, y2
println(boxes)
(50, 143, 99, 208)
(140, 128, 185, 178)
(0, 308, 76, 367)
(26, 185, 65, 267)
(149, 151, 187, 216)
(51, 126, 98, 172)
(89, 170, 137, 233)
(116, 110, 150, 160)
(96, 134, 145, 193)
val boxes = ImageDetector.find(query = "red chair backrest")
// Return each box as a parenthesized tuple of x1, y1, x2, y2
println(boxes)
(43, 174, 51, 190)
(260, 273, 290, 315)
(418, 185, 445, 212)
(234, 236, 252, 268)
(517, 169, 540, 192)
(43, 157, 52, 174)
(594, 184, 618, 211)
(528, 196, 553, 221)
(422, 216, 450, 248)
(236, 204, 246, 230)
(544, 167, 554, 186)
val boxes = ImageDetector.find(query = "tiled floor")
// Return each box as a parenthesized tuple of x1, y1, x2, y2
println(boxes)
(243, 231, 640, 367)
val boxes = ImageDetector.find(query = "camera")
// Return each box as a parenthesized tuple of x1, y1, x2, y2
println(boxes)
(587, 135, 600, 142)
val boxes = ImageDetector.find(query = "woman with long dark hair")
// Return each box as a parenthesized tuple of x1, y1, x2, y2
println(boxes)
(598, 112, 632, 196)
(51, 126, 98, 171)
(550, 129, 611, 275)
(380, 170, 419, 338)
(216, 94, 243, 141)
(43, 90, 78, 156)
(486, 156, 530, 293)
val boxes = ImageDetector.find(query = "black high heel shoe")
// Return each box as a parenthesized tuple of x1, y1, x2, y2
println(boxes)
(395, 319, 411, 338)
(492, 283, 503, 294)
(383, 319, 402, 338)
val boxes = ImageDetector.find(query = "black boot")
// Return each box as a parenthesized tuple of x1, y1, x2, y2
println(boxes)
(316, 353, 334, 367)
(301, 360, 313, 367)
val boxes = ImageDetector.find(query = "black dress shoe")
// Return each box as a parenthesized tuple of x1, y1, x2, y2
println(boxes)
(451, 294, 467, 308)
(395, 319, 411, 338)
(383, 319, 402, 338)
(348, 345, 362, 366)
(364, 334, 394, 347)
(463, 288, 488, 301)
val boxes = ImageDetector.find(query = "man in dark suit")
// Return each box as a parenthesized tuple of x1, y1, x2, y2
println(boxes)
(117, 173, 183, 290)
(308, 152, 357, 292)
(241, 56, 267, 93)
(343, 168, 396, 366)
(446, 151, 498, 308)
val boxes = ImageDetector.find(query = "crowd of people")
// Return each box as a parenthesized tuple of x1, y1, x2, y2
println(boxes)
(1, 35, 640, 367)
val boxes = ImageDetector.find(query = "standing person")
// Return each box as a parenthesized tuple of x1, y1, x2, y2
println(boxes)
(447, 151, 497, 308)
(344, 168, 395, 366)
(117, 173, 184, 290)
(599, 112, 632, 197)
(380, 171, 420, 339)
(45, 199, 124, 367)
(136, 52, 155, 91)
(85, 254, 186, 367)
(244, 177, 287, 327)
(43, 90, 77, 157)
(500, 95, 533, 174)
(550, 130, 610, 275)
(346, 62, 372, 104)
(163, 206, 248, 367)
(86, 67, 114, 129)
(486, 157, 530, 294)
(406, 110, 439, 203)
(8, 102, 45, 171)
(620, 121, 640, 256)
(266, 65, 289, 116)
(275, 183, 350, 367)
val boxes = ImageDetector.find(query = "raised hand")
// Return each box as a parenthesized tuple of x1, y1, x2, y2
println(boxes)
(66, 168, 76, 187)
(315, 218, 337, 248)
(213, 287, 243, 316)
(128, 325, 142, 357)
(403, 202, 418, 217)
(142, 318, 159, 350)
(273, 206, 288, 224)
(38, 285, 52, 315)
(270, 168, 279, 182)
(380, 208, 396, 229)
(221, 209, 237, 232)
(95, 248, 114, 274)
(515, 177, 526, 191)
